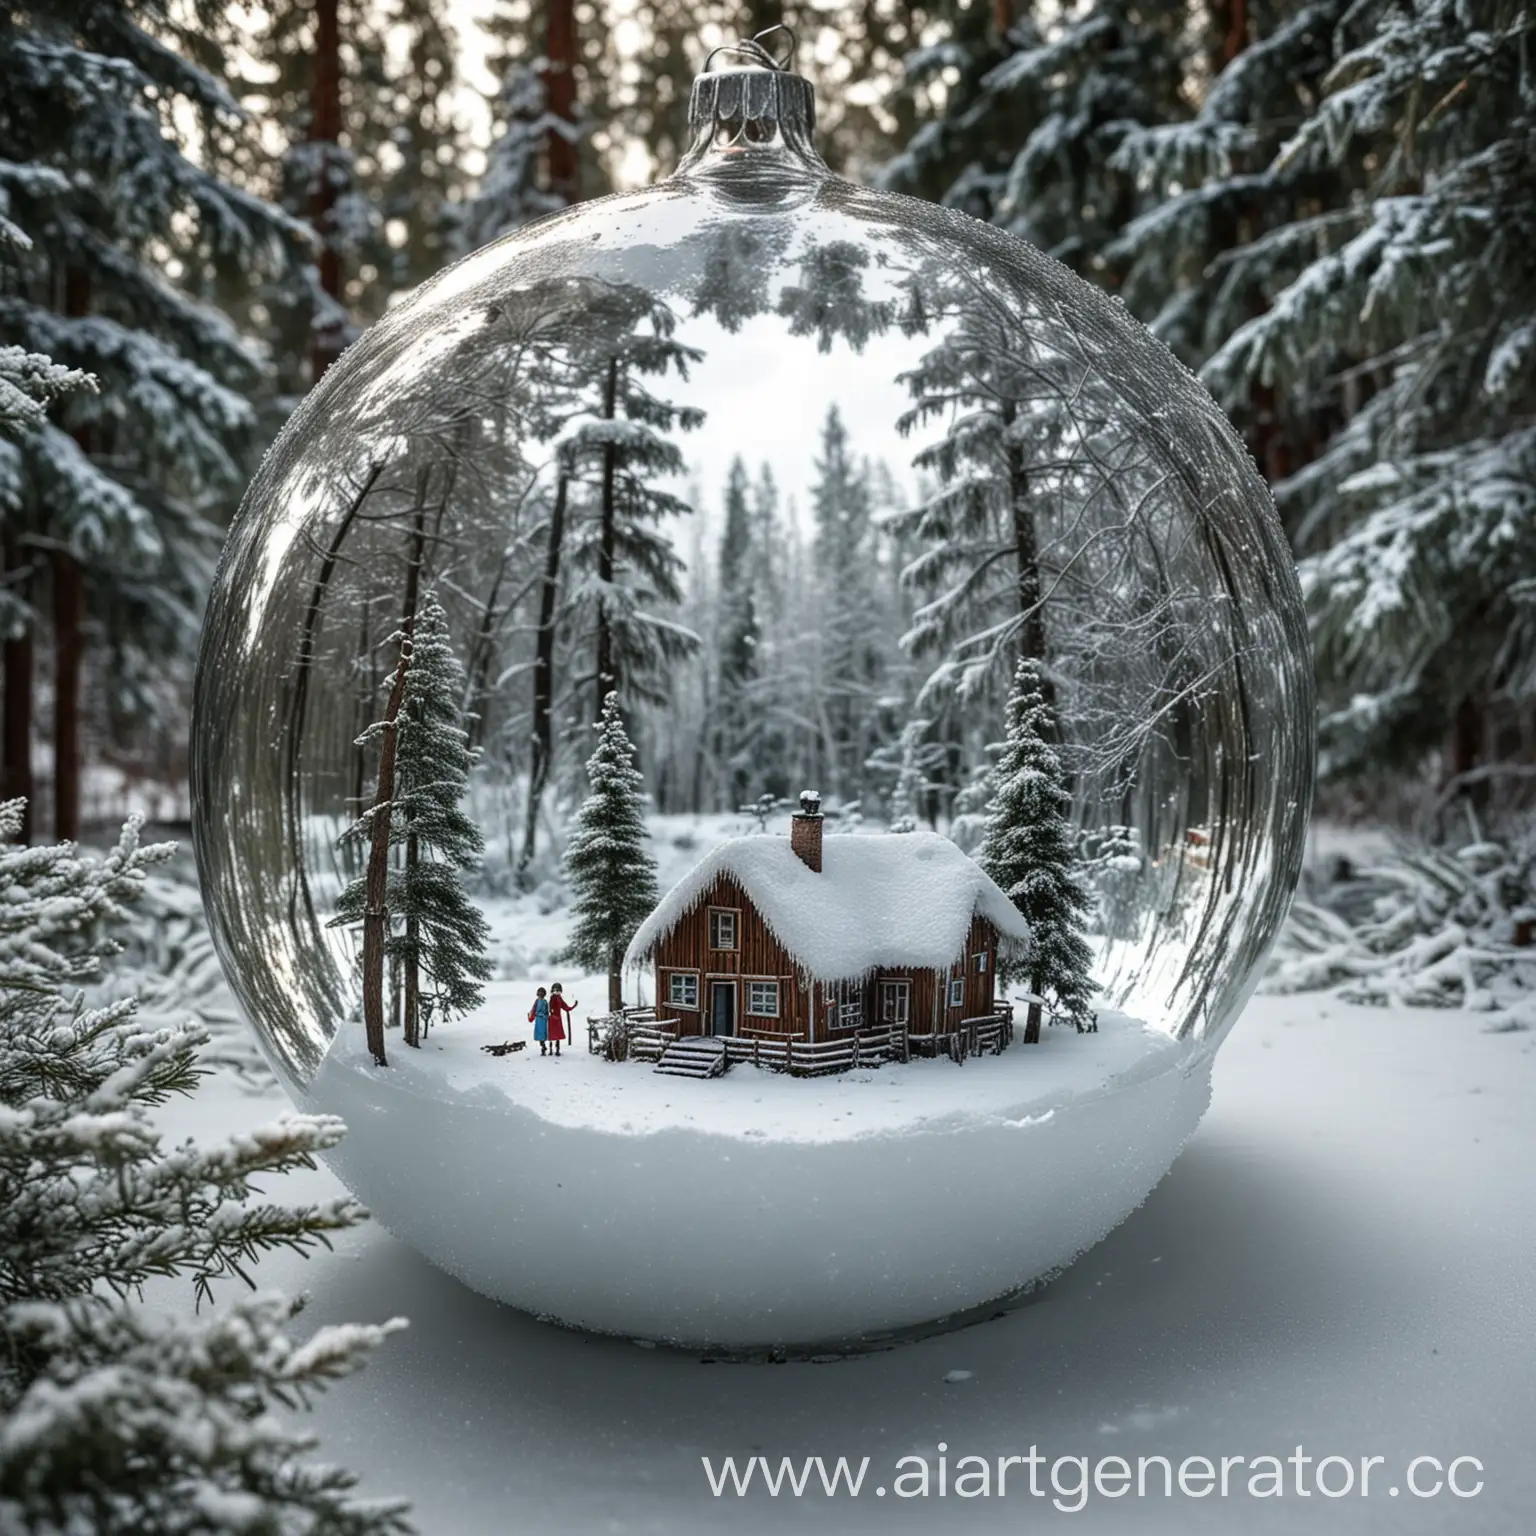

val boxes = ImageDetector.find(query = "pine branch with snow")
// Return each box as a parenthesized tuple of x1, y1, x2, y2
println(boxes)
(1267, 828, 1536, 1024)
(0, 805, 409, 1532)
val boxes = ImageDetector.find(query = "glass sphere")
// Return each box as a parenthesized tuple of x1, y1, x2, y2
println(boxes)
(192, 63, 1314, 1348)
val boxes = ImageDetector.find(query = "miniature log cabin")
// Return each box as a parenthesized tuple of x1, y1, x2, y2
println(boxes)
(624, 792, 1031, 1069)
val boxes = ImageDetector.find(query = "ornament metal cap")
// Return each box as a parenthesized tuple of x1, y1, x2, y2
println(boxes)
(687, 28, 815, 139)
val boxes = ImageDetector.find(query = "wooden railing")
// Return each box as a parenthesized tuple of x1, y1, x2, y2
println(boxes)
(592, 1002, 1017, 1074)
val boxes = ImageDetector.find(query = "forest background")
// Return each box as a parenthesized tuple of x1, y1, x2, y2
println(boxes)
(2, 0, 1532, 862)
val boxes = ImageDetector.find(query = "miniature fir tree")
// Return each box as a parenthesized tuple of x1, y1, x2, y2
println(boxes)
(333, 592, 491, 1049)
(980, 659, 1095, 1043)
(564, 692, 659, 1012)
(0, 799, 407, 1532)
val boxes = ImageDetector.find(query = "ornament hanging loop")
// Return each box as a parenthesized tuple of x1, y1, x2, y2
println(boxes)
(703, 24, 796, 76)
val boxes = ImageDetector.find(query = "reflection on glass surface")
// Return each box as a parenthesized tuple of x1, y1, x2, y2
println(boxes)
(193, 57, 1313, 1090)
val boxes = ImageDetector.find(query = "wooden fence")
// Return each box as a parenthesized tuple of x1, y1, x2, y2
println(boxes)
(589, 1002, 1016, 1076)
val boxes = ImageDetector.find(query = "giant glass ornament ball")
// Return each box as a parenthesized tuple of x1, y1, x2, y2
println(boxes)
(193, 43, 1315, 1349)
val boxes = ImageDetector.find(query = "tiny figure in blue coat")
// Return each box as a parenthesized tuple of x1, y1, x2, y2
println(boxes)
(529, 986, 551, 1056)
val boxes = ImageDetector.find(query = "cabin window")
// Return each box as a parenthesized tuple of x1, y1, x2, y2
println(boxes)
(948, 978, 965, 1008)
(973, 951, 988, 974)
(708, 907, 739, 951)
(879, 980, 911, 1024)
(823, 980, 863, 1031)
(746, 980, 780, 1018)
(668, 971, 700, 1010)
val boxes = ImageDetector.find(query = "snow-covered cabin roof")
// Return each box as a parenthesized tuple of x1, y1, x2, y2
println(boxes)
(625, 831, 1031, 982)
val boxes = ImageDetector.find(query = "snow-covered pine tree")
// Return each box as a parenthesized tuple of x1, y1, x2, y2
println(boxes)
(1108, 4, 1344, 364)
(1199, 0, 1536, 796)
(881, 2, 1186, 275)
(0, 0, 314, 835)
(715, 455, 762, 809)
(564, 692, 659, 1012)
(390, 592, 491, 1044)
(0, 800, 407, 1532)
(560, 285, 703, 722)
(333, 591, 490, 1050)
(980, 659, 1095, 1042)
(809, 405, 891, 805)
(458, 64, 569, 252)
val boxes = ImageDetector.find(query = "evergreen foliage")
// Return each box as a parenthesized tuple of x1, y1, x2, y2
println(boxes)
(0, 0, 313, 745)
(564, 692, 659, 1010)
(715, 455, 762, 809)
(980, 660, 1095, 1038)
(0, 800, 407, 1533)
(1196, 0, 1536, 785)
(458, 64, 569, 251)
(809, 405, 899, 806)
(558, 286, 704, 718)
(333, 592, 490, 1041)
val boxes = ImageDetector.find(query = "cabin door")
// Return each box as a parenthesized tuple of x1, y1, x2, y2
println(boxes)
(708, 980, 736, 1037)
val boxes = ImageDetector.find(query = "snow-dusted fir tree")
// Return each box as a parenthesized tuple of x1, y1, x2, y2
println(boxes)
(715, 456, 762, 808)
(0, 800, 407, 1532)
(562, 286, 704, 722)
(333, 592, 490, 1049)
(0, 0, 313, 836)
(1199, 0, 1536, 790)
(881, 2, 1184, 273)
(980, 660, 1095, 1042)
(564, 693, 659, 1012)
(458, 64, 570, 251)
(1108, 4, 1345, 376)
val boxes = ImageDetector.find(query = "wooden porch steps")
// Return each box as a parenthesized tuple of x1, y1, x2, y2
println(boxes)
(654, 1036, 731, 1080)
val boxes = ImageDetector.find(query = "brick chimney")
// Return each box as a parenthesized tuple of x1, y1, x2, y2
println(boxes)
(790, 789, 823, 872)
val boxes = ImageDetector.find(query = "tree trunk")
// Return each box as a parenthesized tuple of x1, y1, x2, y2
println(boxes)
(51, 551, 84, 844)
(2, 531, 34, 840)
(360, 491, 429, 1066)
(545, 0, 580, 206)
(289, 463, 381, 920)
(463, 555, 508, 754)
(1023, 972, 1043, 1046)
(53, 265, 92, 844)
(608, 946, 623, 1013)
(403, 827, 421, 1046)
(520, 471, 569, 879)
(595, 358, 619, 721)
(310, 0, 345, 382)
(1210, 0, 1248, 73)
(1002, 401, 1055, 717)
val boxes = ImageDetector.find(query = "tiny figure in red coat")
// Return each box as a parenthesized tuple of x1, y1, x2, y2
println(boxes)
(547, 982, 578, 1058)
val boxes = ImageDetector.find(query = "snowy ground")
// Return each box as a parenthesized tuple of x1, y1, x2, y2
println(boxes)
(158, 991, 1536, 1534)
(355, 991, 1176, 1140)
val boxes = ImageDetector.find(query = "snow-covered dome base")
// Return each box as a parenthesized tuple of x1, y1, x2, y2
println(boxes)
(302, 1001, 1206, 1349)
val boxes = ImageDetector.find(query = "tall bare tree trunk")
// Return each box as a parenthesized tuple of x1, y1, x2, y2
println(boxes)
(2, 531, 34, 840)
(288, 463, 381, 920)
(545, 0, 580, 206)
(360, 488, 429, 1066)
(520, 471, 569, 880)
(595, 359, 619, 721)
(608, 944, 622, 1013)
(310, 0, 345, 382)
(1002, 400, 1054, 718)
